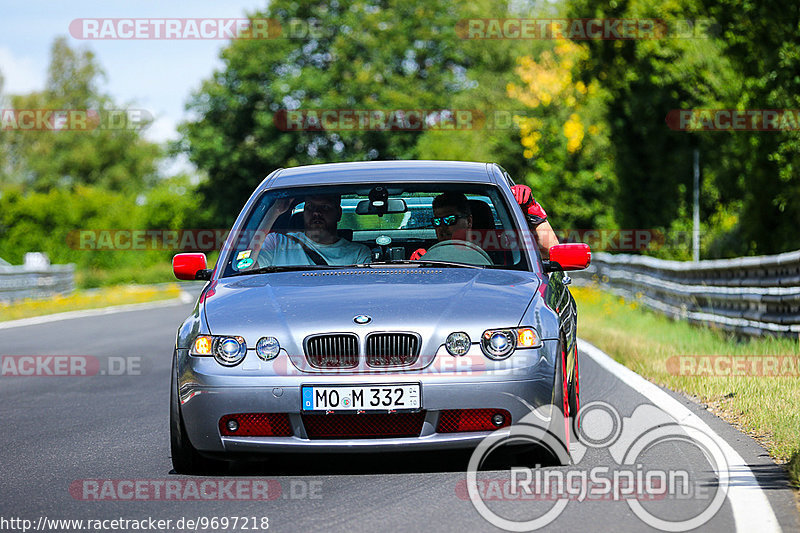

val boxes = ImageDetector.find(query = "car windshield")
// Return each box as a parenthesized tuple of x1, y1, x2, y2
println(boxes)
(221, 183, 534, 277)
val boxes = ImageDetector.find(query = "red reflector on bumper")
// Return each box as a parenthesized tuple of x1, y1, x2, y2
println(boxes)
(436, 409, 511, 433)
(219, 413, 293, 437)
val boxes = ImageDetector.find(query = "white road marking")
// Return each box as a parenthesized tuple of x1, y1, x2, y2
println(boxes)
(579, 338, 781, 533)
(0, 291, 195, 330)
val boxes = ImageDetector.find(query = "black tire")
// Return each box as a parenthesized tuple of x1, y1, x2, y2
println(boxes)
(170, 352, 227, 474)
(552, 339, 572, 463)
(568, 344, 581, 439)
(513, 341, 572, 467)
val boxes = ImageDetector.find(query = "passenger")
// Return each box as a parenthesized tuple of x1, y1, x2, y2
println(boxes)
(409, 192, 474, 260)
(247, 194, 371, 267)
(410, 187, 559, 261)
(510, 184, 559, 259)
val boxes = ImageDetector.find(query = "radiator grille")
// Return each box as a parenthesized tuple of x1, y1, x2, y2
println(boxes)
(304, 334, 359, 368)
(366, 333, 420, 366)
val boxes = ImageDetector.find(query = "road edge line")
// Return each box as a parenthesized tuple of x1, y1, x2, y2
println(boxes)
(578, 337, 781, 533)
(0, 291, 194, 330)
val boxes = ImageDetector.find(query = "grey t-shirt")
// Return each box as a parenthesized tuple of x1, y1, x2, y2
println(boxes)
(255, 232, 371, 266)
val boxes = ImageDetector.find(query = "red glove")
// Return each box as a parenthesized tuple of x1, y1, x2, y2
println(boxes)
(410, 248, 427, 260)
(511, 184, 548, 224)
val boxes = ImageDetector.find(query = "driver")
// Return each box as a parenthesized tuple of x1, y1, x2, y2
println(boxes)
(247, 194, 371, 267)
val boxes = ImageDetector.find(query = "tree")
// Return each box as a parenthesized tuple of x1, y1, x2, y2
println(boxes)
(566, 0, 800, 257)
(1, 37, 161, 193)
(505, 40, 618, 231)
(179, 0, 521, 225)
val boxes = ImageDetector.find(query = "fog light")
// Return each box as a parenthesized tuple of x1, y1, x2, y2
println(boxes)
(491, 413, 506, 427)
(445, 332, 471, 356)
(226, 419, 239, 432)
(256, 336, 281, 360)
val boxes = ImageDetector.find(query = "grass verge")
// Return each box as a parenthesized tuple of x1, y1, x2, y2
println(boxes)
(572, 285, 800, 487)
(76, 263, 177, 289)
(0, 283, 183, 322)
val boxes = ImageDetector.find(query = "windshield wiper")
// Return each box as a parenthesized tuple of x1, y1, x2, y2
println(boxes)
(229, 264, 352, 276)
(368, 260, 486, 270)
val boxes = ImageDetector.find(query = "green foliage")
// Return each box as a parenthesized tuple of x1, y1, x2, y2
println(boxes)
(0, 37, 162, 193)
(566, 0, 800, 257)
(503, 38, 618, 231)
(0, 177, 207, 275)
(0, 37, 212, 282)
(179, 0, 522, 226)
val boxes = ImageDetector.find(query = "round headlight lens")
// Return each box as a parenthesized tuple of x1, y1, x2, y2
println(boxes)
(481, 329, 515, 360)
(214, 336, 246, 366)
(256, 336, 281, 360)
(445, 332, 471, 356)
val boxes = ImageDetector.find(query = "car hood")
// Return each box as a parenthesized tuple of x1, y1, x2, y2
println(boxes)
(203, 268, 541, 371)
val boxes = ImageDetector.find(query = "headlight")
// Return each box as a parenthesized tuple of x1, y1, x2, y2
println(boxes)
(214, 336, 247, 366)
(256, 336, 281, 360)
(445, 332, 471, 356)
(191, 335, 247, 366)
(480, 327, 541, 360)
(482, 329, 515, 359)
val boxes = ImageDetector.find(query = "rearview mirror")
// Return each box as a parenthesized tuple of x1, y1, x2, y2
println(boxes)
(355, 198, 408, 215)
(544, 243, 591, 272)
(173, 253, 211, 280)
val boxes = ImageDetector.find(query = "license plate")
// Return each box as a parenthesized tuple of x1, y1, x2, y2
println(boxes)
(301, 384, 421, 412)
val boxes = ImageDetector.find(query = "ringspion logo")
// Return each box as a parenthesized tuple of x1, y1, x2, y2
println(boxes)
(465, 402, 729, 531)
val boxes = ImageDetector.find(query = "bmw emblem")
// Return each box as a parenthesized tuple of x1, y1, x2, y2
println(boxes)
(353, 315, 372, 325)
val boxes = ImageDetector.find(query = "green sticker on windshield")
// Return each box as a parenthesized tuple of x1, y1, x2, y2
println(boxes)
(236, 258, 254, 269)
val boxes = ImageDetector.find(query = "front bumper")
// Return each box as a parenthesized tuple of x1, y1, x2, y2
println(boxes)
(177, 344, 559, 455)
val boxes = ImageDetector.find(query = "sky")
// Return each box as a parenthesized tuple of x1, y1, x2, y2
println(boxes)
(0, 0, 267, 152)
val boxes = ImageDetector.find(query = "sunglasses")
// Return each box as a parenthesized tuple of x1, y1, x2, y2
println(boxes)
(431, 214, 467, 227)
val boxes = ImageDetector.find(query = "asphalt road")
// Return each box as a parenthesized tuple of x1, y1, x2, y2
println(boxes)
(1, 292, 797, 533)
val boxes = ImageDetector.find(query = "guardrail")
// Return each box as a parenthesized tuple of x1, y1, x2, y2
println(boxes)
(572, 250, 800, 337)
(0, 264, 76, 302)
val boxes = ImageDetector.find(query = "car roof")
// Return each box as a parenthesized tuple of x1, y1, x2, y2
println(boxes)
(263, 160, 497, 189)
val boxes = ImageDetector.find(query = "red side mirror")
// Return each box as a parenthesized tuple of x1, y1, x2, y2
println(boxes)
(547, 243, 591, 271)
(173, 253, 209, 280)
